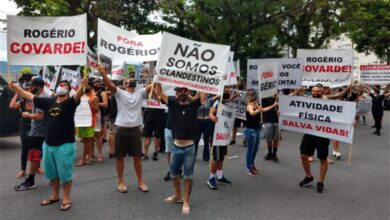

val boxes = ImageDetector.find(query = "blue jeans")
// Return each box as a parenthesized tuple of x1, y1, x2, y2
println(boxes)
(164, 128, 173, 153)
(244, 128, 260, 171)
(194, 119, 214, 161)
(170, 144, 196, 180)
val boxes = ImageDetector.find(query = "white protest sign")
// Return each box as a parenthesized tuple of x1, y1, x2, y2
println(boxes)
(258, 62, 278, 99)
(234, 59, 240, 78)
(278, 58, 303, 89)
(278, 95, 356, 143)
(212, 104, 236, 146)
(7, 14, 87, 65)
(356, 96, 372, 116)
(98, 19, 161, 62)
(227, 89, 247, 120)
(360, 64, 390, 85)
(297, 49, 353, 87)
(74, 96, 92, 127)
(247, 58, 279, 89)
(0, 31, 6, 61)
(223, 52, 237, 86)
(156, 32, 230, 95)
(59, 67, 81, 91)
(87, 47, 111, 78)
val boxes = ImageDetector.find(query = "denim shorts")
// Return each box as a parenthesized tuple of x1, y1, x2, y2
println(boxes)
(43, 142, 76, 184)
(170, 144, 196, 180)
(164, 128, 173, 153)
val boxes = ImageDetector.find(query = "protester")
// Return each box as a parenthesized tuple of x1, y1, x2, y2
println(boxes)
(262, 94, 280, 163)
(14, 78, 49, 191)
(107, 86, 118, 159)
(9, 78, 86, 211)
(142, 106, 166, 161)
(9, 83, 32, 179)
(231, 118, 246, 146)
(98, 64, 152, 193)
(93, 79, 108, 161)
(156, 83, 206, 215)
(365, 85, 390, 136)
(207, 87, 233, 190)
(76, 81, 99, 166)
(194, 94, 216, 162)
(244, 90, 277, 176)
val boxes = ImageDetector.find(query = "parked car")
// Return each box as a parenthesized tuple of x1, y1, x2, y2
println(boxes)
(0, 75, 20, 136)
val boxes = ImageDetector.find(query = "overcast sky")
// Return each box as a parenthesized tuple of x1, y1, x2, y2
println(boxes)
(0, 0, 20, 30)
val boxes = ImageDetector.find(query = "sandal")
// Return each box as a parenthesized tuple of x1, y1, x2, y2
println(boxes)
(138, 183, 149, 192)
(60, 202, 72, 211)
(85, 160, 93, 165)
(182, 205, 190, 215)
(117, 184, 128, 193)
(96, 157, 103, 162)
(164, 195, 183, 203)
(41, 198, 60, 206)
(75, 160, 85, 167)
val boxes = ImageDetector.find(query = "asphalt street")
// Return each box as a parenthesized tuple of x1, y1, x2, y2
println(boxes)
(0, 112, 389, 220)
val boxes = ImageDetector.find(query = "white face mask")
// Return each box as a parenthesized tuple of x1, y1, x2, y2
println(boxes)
(56, 87, 68, 96)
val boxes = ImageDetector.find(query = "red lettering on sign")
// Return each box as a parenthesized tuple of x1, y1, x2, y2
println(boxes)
(117, 35, 144, 47)
(282, 119, 313, 130)
(261, 71, 273, 79)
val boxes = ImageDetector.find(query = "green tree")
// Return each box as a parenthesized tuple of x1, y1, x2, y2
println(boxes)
(346, 0, 390, 64)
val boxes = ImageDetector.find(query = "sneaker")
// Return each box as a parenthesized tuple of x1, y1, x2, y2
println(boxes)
(299, 176, 314, 187)
(141, 154, 148, 161)
(152, 152, 158, 161)
(207, 177, 218, 190)
(335, 152, 341, 160)
(246, 169, 257, 176)
(164, 171, 171, 181)
(217, 176, 232, 185)
(272, 155, 280, 163)
(252, 166, 259, 173)
(229, 140, 236, 145)
(332, 150, 337, 157)
(317, 182, 325, 193)
(264, 154, 273, 161)
(15, 180, 36, 191)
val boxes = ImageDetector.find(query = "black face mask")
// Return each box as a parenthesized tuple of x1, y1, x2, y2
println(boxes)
(31, 88, 39, 94)
(128, 81, 137, 88)
(94, 86, 101, 91)
(312, 93, 322, 98)
(223, 93, 230, 100)
(84, 88, 90, 94)
(178, 94, 188, 102)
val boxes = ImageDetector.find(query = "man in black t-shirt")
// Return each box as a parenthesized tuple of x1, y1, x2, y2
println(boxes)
(156, 83, 206, 215)
(262, 95, 280, 163)
(9, 78, 86, 211)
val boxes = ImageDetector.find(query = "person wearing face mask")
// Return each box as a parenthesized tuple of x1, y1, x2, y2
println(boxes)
(244, 90, 277, 176)
(9, 78, 87, 211)
(92, 79, 108, 162)
(14, 78, 50, 191)
(206, 86, 233, 190)
(75, 81, 99, 166)
(97, 64, 153, 194)
(9, 83, 33, 179)
(155, 83, 206, 215)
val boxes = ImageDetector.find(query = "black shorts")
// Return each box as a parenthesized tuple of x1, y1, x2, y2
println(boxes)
(300, 134, 330, 160)
(28, 136, 44, 162)
(234, 118, 246, 128)
(115, 127, 142, 158)
(212, 146, 227, 161)
(143, 117, 165, 138)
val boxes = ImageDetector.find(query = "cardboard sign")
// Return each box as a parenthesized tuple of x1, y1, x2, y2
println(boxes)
(297, 49, 353, 87)
(360, 64, 390, 85)
(258, 62, 278, 99)
(277, 58, 303, 89)
(223, 52, 237, 86)
(212, 104, 236, 146)
(356, 96, 372, 116)
(247, 58, 279, 89)
(74, 96, 92, 127)
(98, 19, 161, 62)
(7, 14, 87, 65)
(278, 95, 356, 143)
(156, 32, 230, 95)
(227, 89, 247, 120)
(51, 67, 80, 91)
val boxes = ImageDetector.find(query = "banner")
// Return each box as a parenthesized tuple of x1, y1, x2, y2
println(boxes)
(7, 14, 87, 65)
(278, 95, 356, 143)
(50, 66, 80, 91)
(297, 49, 353, 87)
(360, 64, 390, 85)
(74, 96, 92, 127)
(223, 52, 237, 86)
(278, 58, 303, 89)
(98, 19, 161, 62)
(247, 58, 278, 89)
(227, 89, 247, 120)
(356, 96, 372, 116)
(0, 32, 6, 61)
(156, 32, 230, 95)
(258, 62, 278, 99)
(212, 104, 236, 146)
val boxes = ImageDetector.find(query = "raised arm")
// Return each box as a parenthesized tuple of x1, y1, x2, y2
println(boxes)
(155, 83, 168, 104)
(99, 91, 108, 109)
(9, 93, 21, 109)
(98, 64, 117, 95)
(8, 82, 34, 101)
(73, 78, 87, 102)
